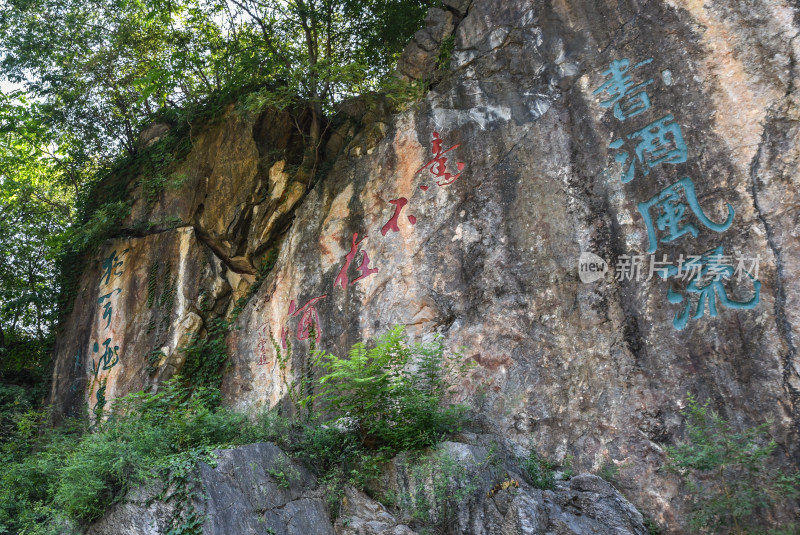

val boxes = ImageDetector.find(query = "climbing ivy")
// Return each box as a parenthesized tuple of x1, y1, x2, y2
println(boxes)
(179, 319, 230, 398)
(147, 261, 159, 308)
(159, 264, 175, 310)
(137, 134, 192, 207)
(147, 348, 166, 376)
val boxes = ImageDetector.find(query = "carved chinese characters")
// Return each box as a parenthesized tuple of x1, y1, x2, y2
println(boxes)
(263, 131, 467, 365)
(594, 58, 760, 329)
(90, 249, 129, 413)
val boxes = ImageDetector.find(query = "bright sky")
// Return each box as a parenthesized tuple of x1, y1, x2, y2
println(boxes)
(0, 79, 24, 95)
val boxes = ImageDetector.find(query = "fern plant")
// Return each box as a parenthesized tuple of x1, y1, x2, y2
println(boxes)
(313, 326, 468, 452)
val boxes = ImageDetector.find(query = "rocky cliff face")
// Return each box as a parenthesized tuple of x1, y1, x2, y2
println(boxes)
(86, 440, 649, 535)
(50, 0, 800, 531)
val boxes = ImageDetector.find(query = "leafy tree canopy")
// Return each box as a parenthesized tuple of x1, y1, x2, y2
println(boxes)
(1, 0, 434, 158)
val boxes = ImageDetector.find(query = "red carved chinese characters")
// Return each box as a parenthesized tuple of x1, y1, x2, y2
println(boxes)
(289, 295, 327, 345)
(416, 131, 465, 186)
(335, 232, 378, 287)
(335, 233, 366, 289)
(353, 250, 378, 282)
(256, 325, 271, 366)
(264, 130, 468, 356)
(381, 198, 417, 235)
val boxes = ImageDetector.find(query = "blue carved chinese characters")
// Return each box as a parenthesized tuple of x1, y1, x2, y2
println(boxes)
(609, 115, 688, 183)
(660, 247, 761, 330)
(100, 249, 128, 286)
(91, 338, 120, 377)
(593, 58, 654, 121)
(637, 177, 734, 254)
(594, 56, 759, 329)
(98, 288, 122, 329)
(90, 248, 129, 410)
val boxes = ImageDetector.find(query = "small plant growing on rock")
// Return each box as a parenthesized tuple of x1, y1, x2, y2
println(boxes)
(666, 394, 800, 534)
(561, 453, 575, 479)
(402, 448, 479, 535)
(521, 443, 556, 490)
(643, 516, 662, 535)
(436, 35, 456, 70)
(267, 453, 300, 489)
(598, 457, 621, 484)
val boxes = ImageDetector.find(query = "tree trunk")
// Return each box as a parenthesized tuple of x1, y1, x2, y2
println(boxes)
(297, 102, 323, 187)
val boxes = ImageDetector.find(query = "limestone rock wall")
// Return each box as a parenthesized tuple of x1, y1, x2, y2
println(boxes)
(50, 228, 223, 418)
(49, 106, 311, 418)
(51, 0, 800, 530)
(87, 441, 649, 535)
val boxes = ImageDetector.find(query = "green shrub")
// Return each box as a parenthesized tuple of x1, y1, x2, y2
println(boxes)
(0, 378, 277, 533)
(400, 448, 479, 535)
(521, 444, 556, 490)
(0, 384, 37, 448)
(247, 407, 293, 449)
(0, 406, 84, 534)
(0, 327, 471, 532)
(313, 326, 468, 452)
(272, 326, 473, 519)
(55, 431, 141, 520)
(666, 394, 800, 534)
(289, 417, 390, 518)
(266, 452, 300, 489)
(179, 318, 230, 396)
(52, 380, 251, 522)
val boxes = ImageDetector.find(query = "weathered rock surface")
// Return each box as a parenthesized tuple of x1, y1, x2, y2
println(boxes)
(397, 7, 457, 80)
(52, 0, 800, 532)
(87, 443, 334, 535)
(345, 440, 648, 535)
(49, 106, 311, 418)
(49, 227, 230, 419)
(88, 441, 647, 535)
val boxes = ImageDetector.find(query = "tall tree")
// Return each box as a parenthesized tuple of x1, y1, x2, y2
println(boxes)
(1, 0, 432, 162)
(0, 93, 72, 379)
